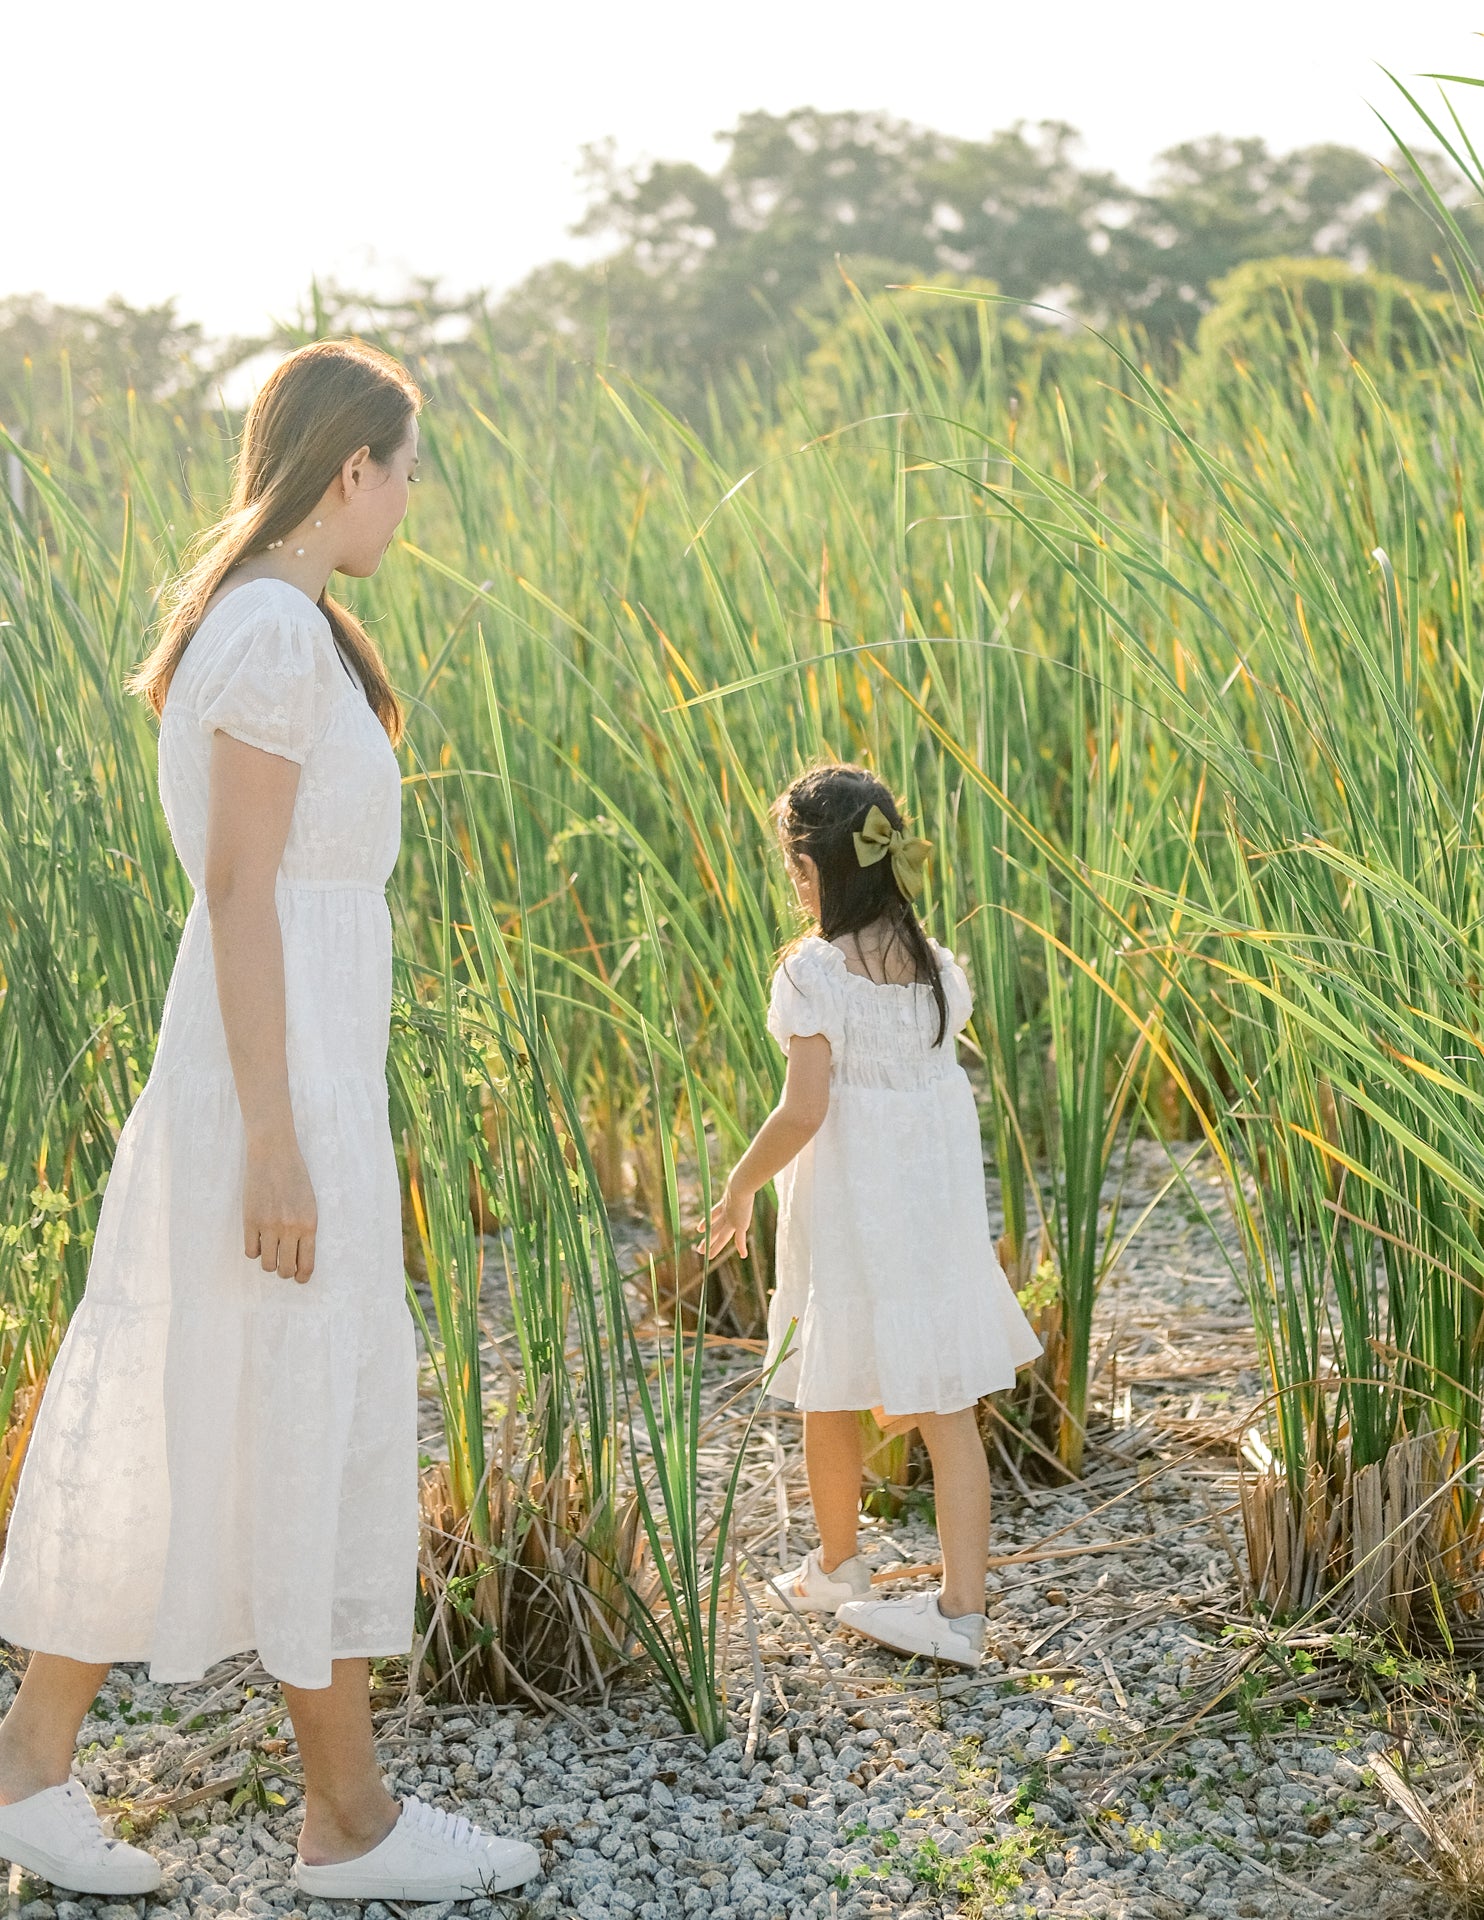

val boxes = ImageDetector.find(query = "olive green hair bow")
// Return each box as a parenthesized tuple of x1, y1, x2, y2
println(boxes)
(853, 803, 932, 901)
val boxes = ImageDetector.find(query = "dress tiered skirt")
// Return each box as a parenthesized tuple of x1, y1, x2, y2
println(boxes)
(0, 887, 419, 1689)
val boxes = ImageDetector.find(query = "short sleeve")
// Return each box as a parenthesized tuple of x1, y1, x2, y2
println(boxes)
(765, 940, 846, 1056)
(931, 940, 975, 1038)
(195, 599, 321, 764)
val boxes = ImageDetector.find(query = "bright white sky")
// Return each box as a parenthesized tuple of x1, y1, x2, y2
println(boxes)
(6, 1, 1483, 339)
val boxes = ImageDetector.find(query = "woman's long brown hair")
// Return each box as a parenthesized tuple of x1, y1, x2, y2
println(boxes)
(127, 338, 422, 744)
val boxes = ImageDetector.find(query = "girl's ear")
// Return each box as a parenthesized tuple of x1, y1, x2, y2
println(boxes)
(791, 850, 813, 895)
(796, 851, 822, 917)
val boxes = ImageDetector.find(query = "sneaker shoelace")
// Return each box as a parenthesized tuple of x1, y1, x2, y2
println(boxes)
(401, 1795, 488, 1854)
(58, 1781, 119, 1859)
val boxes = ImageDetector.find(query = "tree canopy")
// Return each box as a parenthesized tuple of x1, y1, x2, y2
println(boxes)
(524, 110, 1474, 387)
(1, 107, 1476, 437)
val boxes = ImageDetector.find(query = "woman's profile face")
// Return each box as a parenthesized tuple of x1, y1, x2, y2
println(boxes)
(335, 417, 421, 577)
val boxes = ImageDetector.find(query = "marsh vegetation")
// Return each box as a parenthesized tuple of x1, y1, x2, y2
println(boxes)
(7, 80, 1484, 1788)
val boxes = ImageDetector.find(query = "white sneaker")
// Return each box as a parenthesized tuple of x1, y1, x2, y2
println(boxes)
(766, 1547, 873, 1614)
(293, 1794, 542, 1901)
(0, 1777, 161, 1895)
(834, 1590, 986, 1667)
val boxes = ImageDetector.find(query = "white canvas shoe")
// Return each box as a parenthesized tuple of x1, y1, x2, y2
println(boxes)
(293, 1794, 542, 1901)
(834, 1590, 986, 1667)
(765, 1546, 873, 1614)
(0, 1777, 162, 1895)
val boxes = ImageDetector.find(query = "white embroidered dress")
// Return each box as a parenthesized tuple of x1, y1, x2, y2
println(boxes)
(761, 935, 1043, 1415)
(0, 577, 419, 1689)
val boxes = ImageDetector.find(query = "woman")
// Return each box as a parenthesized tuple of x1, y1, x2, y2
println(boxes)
(0, 340, 540, 1902)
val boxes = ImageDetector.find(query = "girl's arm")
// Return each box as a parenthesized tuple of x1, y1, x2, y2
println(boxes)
(701, 1033, 831, 1261)
(204, 729, 318, 1284)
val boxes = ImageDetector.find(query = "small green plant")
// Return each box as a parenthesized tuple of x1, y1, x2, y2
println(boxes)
(228, 1750, 288, 1818)
(1234, 1671, 1280, 1743)
(908, 1826, 1044, 1912)
(1010, 1764, 1049, 1815)
(1015, 1256, 1060, 1321)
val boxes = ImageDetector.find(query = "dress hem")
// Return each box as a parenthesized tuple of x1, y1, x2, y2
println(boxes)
(0, 1626, 413, 1692)
(762, 1354, 1041, 1418)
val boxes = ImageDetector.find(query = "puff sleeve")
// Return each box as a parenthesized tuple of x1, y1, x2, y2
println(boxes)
(766, 939, 846, 1056)
(930, 940, 975, 1038)
(195, 601, 321, 764)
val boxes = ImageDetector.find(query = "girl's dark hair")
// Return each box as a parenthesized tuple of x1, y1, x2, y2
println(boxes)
(772, 762, 948, 1047)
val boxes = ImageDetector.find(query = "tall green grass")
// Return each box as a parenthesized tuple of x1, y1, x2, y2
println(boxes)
(8, 72, 1484, 1672)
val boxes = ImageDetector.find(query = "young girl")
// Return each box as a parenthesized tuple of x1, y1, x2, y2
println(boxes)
(0, 341, 539, 1901)
(704, 764, 1043, 1667)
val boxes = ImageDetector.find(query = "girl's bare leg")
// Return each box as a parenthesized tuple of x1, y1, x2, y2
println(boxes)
(916, 1407, 992, 1618)
(282, 1658, 401, 1866)
(0, 1653, 111, 1803)
(803, 1410, 864, 1572)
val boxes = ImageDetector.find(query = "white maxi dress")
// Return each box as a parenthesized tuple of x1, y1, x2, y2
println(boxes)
(761, 935, 1044, 1416)
(0, 577, 419, 1690)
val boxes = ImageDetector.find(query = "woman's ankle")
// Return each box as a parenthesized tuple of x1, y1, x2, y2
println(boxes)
(297, 1785, 400, 1864)
(0, 1728, 72, 1805)
(819, 1544, 860, 1575)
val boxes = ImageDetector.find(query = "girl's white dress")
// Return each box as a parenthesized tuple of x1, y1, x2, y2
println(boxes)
(761, 935, 1043, 1415)
(0, 578, 419, 1690)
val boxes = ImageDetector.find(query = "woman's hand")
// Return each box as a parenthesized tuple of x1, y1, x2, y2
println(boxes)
(701, 1177, 755, 1264)
(244, 1135, 318, 1282)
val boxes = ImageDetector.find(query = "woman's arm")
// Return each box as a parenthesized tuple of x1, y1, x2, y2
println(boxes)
(701, 1033, 832, 1261)
(203, 729, 317, 1283)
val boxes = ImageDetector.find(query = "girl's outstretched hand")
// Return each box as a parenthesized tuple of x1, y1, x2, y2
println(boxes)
(701, 1178, 754, 1263)
(695, 1037, 830, 1265)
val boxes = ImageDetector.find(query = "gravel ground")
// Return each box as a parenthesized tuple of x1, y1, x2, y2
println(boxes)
(0, 1136, 1470, 1919)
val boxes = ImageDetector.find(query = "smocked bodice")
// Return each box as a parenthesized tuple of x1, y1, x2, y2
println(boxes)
(766, 935, 973, 1092)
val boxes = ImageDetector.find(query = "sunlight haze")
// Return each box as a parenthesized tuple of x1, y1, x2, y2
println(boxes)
(6, 0, 1482, 337)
